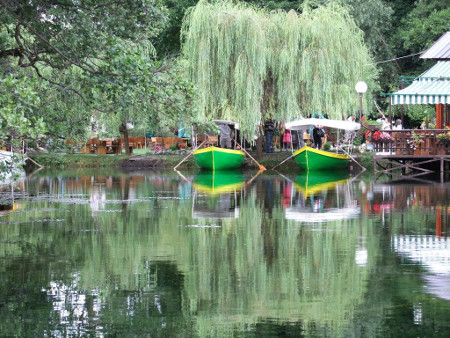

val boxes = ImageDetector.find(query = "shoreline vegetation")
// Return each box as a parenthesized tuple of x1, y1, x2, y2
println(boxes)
(26, 151, 368, 173)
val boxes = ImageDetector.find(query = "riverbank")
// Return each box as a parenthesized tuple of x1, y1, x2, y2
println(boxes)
(27, 150, 369, 173)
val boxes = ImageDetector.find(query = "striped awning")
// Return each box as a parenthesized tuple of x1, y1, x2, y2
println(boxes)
(391, 61, 450, 105)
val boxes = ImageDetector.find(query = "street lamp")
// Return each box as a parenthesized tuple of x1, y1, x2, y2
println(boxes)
(355, 81, 368, 122)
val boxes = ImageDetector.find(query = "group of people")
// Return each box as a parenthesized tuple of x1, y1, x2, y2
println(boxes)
(377, 115, 403, 130)
(263, 115, 324, 153)
(219, 112, 406, 153)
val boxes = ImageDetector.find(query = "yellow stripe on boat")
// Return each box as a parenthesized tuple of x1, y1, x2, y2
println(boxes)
(193, 146, 245, 156)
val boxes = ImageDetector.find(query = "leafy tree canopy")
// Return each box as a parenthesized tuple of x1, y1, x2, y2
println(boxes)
(182, 0, 377, 138)
(0, 0, 167, 72)
(0, 0, 194, 153)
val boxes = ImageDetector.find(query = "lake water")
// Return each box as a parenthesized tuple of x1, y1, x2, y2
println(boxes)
(0, 168, 449, 337)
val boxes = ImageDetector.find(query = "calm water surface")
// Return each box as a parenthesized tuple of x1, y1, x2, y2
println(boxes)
(0, 168, 449, 337)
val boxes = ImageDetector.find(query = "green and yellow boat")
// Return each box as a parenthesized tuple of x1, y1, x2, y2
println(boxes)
(293, 146, 350, 171)
(193, 146, 245, 170)
(284, 118, 361, 171)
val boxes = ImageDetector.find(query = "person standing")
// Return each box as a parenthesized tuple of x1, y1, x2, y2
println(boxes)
(217, 122, 231, 148)
(313, 125, 324, 149)
(393, 119, 403, 130)
(264, 115, 275, 153)
(282, 128, 292, 151)
(344, 115, 356, 144)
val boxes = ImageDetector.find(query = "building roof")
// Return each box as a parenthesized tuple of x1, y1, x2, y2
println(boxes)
(391, 61, 450, 105)
(420, 31, 450, 59)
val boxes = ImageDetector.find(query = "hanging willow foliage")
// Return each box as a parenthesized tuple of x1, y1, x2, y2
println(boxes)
(182, 0, 377, 138)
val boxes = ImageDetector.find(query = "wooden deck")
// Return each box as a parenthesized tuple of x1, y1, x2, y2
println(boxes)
(370, 129, 450, 181)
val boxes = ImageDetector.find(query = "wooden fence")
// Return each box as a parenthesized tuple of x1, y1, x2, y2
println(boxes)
(369, 129, 449, 156)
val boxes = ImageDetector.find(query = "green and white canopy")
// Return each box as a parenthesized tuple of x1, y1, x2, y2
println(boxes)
(391, 61, 450, 105)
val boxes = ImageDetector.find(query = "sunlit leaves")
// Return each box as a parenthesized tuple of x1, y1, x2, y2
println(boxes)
(0, 76, 47, 144)
(182, 0, 377, 138)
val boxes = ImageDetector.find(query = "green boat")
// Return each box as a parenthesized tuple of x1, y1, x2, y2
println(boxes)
(293, 146, 350, 171)
(193, 146, 245, 170)
(284, 118, 361, 171)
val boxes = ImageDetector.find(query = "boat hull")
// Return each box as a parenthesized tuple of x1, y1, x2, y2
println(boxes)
(193, 147, 245, 170)
(293, 146, 350, 171)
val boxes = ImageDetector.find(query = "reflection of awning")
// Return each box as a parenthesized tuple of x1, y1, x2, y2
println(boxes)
(391, 61, 450, 105)
(285, 206, 360, 223)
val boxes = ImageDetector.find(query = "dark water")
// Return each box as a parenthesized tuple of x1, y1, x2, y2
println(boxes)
(0, 168, 449, 337)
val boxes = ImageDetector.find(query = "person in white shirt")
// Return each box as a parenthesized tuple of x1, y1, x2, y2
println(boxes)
(382, 117, 391, 130)
(393, 119, 402, 130)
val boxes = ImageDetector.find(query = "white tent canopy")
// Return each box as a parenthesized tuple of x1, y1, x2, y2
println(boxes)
(285, 118, 361, 131)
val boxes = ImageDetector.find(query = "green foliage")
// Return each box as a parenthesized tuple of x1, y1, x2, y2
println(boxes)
(1, 0, 168, 72)
(0, 76, 47, 148)
(0, 0, 195, 152)
(352, 134, 362, 146)
(182, 0, 377, 138)
(28, 153, 128, 169)
(388, 0, 449, 85)
(396, 0, 449, 53)
(155, 0, 198, 56)
(359, 151, 374, 170)
(390, 104, 435, 129)
(323, 142, 331, 151)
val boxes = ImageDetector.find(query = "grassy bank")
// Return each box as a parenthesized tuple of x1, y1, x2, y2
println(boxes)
(27, 150, 370, 173)
(27, 152, 192, 169)
(28, 151, 301, 171)
(28, 153, 130, 168)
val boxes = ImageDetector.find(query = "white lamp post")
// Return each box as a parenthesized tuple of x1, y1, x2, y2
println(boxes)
(355, 81, 368, 122)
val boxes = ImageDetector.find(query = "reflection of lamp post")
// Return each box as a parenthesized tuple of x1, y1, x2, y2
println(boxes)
(355, 217, 367, 267)
(355, 81, 368, 122)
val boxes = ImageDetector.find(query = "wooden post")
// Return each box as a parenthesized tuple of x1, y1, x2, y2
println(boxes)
(436, 103, 443, 129)
(436, 206, 442, 237)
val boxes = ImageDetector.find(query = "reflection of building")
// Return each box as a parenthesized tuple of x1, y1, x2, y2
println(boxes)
(392, 236, 450, 274)
(392, 235, 450, 300)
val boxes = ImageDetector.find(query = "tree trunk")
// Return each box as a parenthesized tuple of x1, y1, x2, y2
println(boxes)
(256, 134, 264, 159)
(256, 72, 273, 159)
(119, 122, 130, 155)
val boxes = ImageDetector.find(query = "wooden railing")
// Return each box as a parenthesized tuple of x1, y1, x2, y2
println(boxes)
(370, 129, 449, 156)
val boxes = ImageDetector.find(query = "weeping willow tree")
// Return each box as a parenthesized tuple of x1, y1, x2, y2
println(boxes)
(182, 0, 378, 139)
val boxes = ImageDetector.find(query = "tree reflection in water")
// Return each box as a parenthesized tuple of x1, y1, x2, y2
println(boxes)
(0, 169, 449, 336)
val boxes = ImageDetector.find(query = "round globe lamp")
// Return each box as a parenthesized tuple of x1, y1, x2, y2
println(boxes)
(355, 81, 368, 122)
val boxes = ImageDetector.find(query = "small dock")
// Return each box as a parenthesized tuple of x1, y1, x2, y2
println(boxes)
(371, 129, 450, 182)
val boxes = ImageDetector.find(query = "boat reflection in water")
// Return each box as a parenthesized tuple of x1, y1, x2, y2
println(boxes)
(191, 170, 245, 219)
(284, 171, 360, 222)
